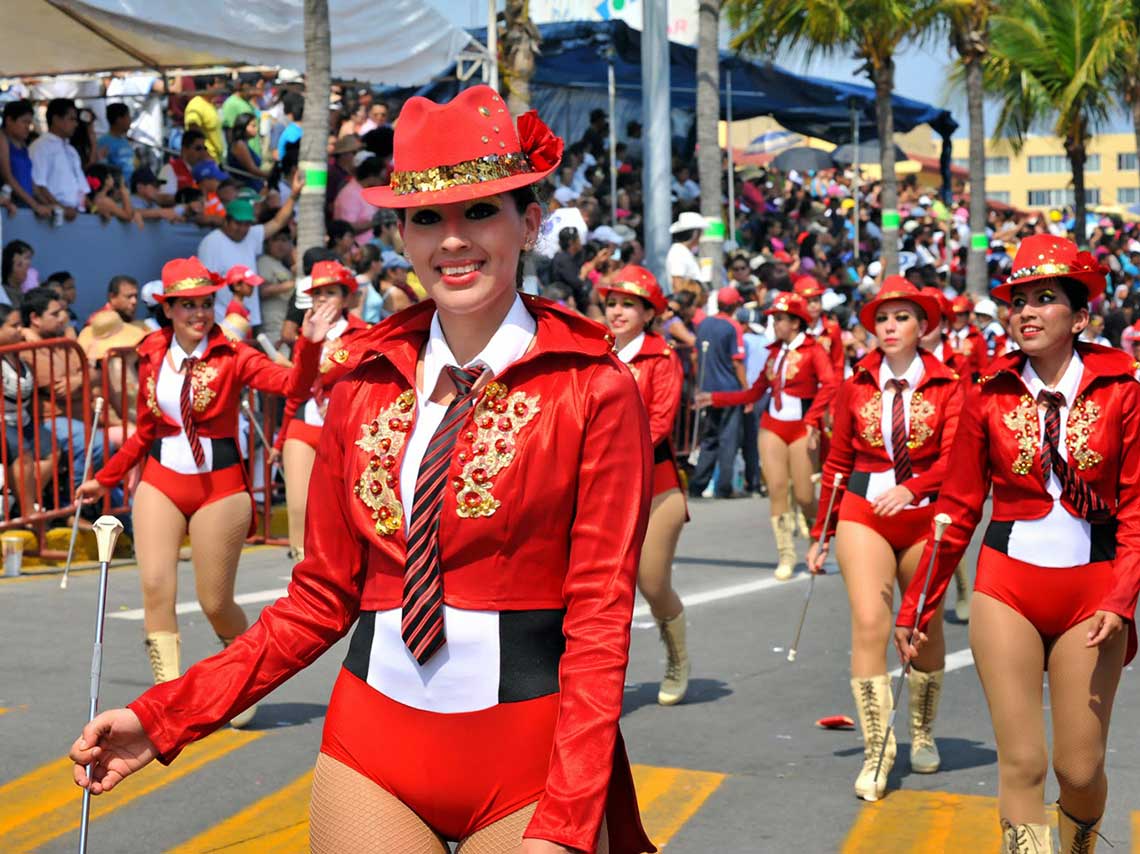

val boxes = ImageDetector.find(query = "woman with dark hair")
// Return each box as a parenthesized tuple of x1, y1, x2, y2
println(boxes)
(327, 218, 358, 267)
(0, 303, 57, 513)
(85, 164, 136, 223)
(1, 239, 34, 307)
(226, 113, 267, 191)
(71, 86, 654, 854)
(896, 235, 1140, 852)
(0, 100, 51, 216)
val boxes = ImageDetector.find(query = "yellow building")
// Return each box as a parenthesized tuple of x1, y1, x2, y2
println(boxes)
(951, 133, 1140, 210)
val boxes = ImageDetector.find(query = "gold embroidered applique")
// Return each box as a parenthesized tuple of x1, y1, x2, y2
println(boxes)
(319, 340, 350, 374)
(145, 374, 161, 419)
(859, 391, 884, 447)
(1066, 396, 1103, 470)
(354, 389, 415, 536)
(783, 349, 803, 381)
(1003, 394, 1038, 475)
(452, 383, 540, 519)
(907, 391, 935, 450)
(190, 362, 218, 412)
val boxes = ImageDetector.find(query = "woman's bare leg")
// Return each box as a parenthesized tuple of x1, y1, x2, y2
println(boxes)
(836, 521, 898, 677)
(759, 430, 790, 516)
(638, 488, 685, 621)
(896, 538, 946, 672)
(187, 491, 251, 640)
(787, 434, 817, 520)
(132, 480, 188, 634)
(457, 802, 609, 854)
(282, 438, 316, 559)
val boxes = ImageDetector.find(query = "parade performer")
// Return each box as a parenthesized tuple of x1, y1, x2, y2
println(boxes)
(274, 259, 370, 562)
(896, 235, 1140, 853)
(71, 86, 656, 854)
(948, 294, 987, 376)
(697, 292, 837, 580)
(74, 256, 333, 724)
(600, 265, 689, 706)
(794, 275, 845, 375)
(805, 278, 963, 801)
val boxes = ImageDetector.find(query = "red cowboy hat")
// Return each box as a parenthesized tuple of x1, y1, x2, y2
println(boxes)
(363, 85, 563, 209)
(950, 294, 972, 315)
(596, 265, 668, 314)
(765, 292, 813, 326)
(921, 286, 954, 320)
(154, 257, 222, 302)
(793, 276, 825, 299)
(991, 234, 1108, 303)
(224, 264, 265, 287)
(302, 260, 359, 295)
(858, 277, 942, 332)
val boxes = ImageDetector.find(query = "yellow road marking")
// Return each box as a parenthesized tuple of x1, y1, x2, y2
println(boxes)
(1134, 810, 1140, 854)
(633, 764, 725, 847)
(0, 728, 263, 853)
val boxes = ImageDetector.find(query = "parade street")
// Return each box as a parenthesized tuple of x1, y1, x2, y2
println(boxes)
(2, 493, 1138, 854)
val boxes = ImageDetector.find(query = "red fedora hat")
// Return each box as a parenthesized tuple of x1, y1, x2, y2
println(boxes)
(921, 286, 954, 321)
(765, 292, 813, 326)
(597, 265, 668, 314)
(858, 276, 942, 331)
(793, 275, 825, 299)
(992, 234, 1108, 303)
(363, 85, 563, 209)
(224, 264, 265, 288)
(302, 260, 359, 295)
(154, 257, 222, 302)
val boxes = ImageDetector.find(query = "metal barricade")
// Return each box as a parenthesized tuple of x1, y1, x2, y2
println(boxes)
(241, 388, 288, 546)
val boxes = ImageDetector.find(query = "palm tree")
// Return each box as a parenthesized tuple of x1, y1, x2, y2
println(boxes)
(297, 0, 331, 260)
(984, 0, 1130, 246)
(502, 0, 541, 115)
(726, 0, 943, 275)
(697, 0, 723, 274)
(1116, 0, 1140, 203)
(945, 0, 996, 297)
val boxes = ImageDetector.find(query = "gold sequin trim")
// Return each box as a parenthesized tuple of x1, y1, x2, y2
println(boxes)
(1003, 394, 1038, 475)
(354, 389, 415, 536)
(907, 391, 935, 450)
(859, 391, 884, 447)
(390, 152, 533, 196)
(452, 385, 540, 519)
(319, 339, 350, 374)
(783, 349, 803, 381)
(1008, 262, 1071, 281)
(190, 363, 218, 412)
(1066, 396, 1103, 470)
(145, 375, 161, 419)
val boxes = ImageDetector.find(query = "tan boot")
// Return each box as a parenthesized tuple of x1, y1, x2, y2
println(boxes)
(1001, 820, 1054, 853)
(795, 507, 810, 539)
(219, 635, 258, 729)
(850, 675, 896, 801)
(144, 632, 181, 685)
(1057, 804, 1104, 853)
(908, 668, 943, 773)
(772, 513, 797, 580)
(656, 610, 690, 706)
(954, 559, 971, 621)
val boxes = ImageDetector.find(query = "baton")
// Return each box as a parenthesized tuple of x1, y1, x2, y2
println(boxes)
(787, 472, 843, 662)
(240, 399, 271, 450)
(687, 340, 711, 466)
(60, 397, 104, 591)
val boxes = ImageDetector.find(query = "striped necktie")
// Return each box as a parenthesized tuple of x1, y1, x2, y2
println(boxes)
(402, 365, 484, 665)
(771, 348, 788, 409)
(886, 379, 912, 484)
(180, 356, 206, 468)
(1037, 390, 1110, 522)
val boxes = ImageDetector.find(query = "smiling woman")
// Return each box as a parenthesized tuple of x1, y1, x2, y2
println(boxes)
(70, 87, 657, 854)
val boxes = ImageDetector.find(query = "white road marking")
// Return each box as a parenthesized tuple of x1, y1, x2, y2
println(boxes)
(890, 646, 975, 677)
(632, 573, 809, 619)
(110, 588, 288, 620)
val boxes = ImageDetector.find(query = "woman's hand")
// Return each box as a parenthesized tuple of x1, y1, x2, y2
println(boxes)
(520, 840, 574, 854)
(1086, 610, 1125, 647)
(300, 301, 340, 343)
(805, 424, 819, 450)
(693, 391, 713, 408)
(871, 485, 915, 517)
(289, 169, 306, 198)
(76, 479, 106, 504)
(805, 541, 828, 574)
(893, 626, 927, 665)
(70, 708, 158, 795)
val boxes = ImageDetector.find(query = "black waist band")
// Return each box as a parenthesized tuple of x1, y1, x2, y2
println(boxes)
(653, 441, 673, 465)
(149, 436, 241, 471)
(847, 469, 871, 498)
(344, 608, 566, 704)
(984, 519, 1117, 563)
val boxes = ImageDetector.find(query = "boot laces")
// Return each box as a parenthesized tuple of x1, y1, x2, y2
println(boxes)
(1003, 821, 1042, 854)
(659, 623, 683, 681)
(146, 639, 169, 682)
(1060, 807, 1112, 854)
(913, 676, 939, 750)
(860, 680, 883, 745)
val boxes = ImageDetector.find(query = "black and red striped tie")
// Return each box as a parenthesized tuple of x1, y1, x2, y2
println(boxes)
(771, 348, 788, 409)
(180, 357, 206, 468)
(1037, 390, 1110, 522)
(402, 365, 484, 665)
(887, 379, 913, 484)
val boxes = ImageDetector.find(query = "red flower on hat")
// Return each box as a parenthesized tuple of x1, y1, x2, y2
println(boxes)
(517, 111, 563, 173)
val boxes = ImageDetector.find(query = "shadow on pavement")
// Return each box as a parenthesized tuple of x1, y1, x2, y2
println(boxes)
(673, 556, 779, 570)
(250, 702, 328, 730)
(622, 678, 733, 715)
(832, 737, 997, 787)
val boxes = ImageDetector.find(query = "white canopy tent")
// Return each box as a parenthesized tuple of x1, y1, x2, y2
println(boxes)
(3, 0, 477, 85)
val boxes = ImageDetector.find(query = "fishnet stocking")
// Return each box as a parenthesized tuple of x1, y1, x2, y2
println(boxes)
(309, 753, 447, 854)
(189, 491, 251, 639)
(456, 803, 609, 854)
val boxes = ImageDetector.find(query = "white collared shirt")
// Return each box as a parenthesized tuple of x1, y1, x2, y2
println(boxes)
(156, 335, 212, 473)
(302, 318, 349, 426)
(864, 353, 928, 506)
(28, 132, 87, 208)
(1008, 353, 1090, 566)
(615, 332, 645, 364)
(768, 332, 806, 421)
(932, 341, 944, 363)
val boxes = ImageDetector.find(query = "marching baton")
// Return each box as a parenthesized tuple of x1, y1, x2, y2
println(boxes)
(77, 515, 124, 854)
(240, 398, 271, 451)
(687, 340, 711, 466)
(871, 512, 952, 798)
(61, 397, 104, 591)
(788, 471, 843, 662)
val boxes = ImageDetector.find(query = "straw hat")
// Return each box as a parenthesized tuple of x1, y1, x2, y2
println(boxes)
(77, 310, 146, 361)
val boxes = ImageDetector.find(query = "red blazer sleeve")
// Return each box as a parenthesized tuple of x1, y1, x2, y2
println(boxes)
(710, 370, 769, 408)
(646, 351, 683, 447)
(811, 379, 857, 541)
(235, 336, 319, 400)
(905, 380, 965, 502)
(127, 379, 368, 761)
(525, 364, 652, 851)
(1102, 380, 1140, 620)
(96, 356, 159, 488)
(897, 382, 992, 633)
(803, 343, 838, 428)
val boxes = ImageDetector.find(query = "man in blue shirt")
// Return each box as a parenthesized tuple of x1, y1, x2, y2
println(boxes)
(275, 92, 304, 160)
(689, 287, 749, 498)
(98, 103, 136, 185)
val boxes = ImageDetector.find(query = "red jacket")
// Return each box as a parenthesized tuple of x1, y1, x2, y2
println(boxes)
(811, 316, 846, 375)
(125, 296, 656, 854)
(932, 334, 972, 379)
(898, 343, 1140, 637)
(947, 324, 986, 375)
(96, 326, 318, 487)
(626, 331, 683, 449)
(811, 348, 964, 540)
(274, 313, 371, 451)
(709, 334, 838, 427)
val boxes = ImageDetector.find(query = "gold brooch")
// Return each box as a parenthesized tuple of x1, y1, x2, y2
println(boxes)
(354, 389, 416, 536)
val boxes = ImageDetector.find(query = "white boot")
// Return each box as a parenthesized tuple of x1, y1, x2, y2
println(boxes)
(850, 675, 895, 801)
(772, 514, 796, 580)
(144, 632, 180, 685)
(908, 668, 943, 773)
(656, 610, 690, 706)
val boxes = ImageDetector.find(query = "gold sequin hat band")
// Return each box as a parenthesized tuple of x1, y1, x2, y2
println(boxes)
(155, 256, 222, 302)
(363, 85, 563, 209)
(992, 233, 1108, 303)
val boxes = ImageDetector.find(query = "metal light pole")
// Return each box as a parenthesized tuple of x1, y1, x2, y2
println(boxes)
(641, 0, 672, 289)
(487, 0, 499, 91)
(851, 99, 861, 262)
(726, 69, 735, 242)
(607, 49, 619, 226)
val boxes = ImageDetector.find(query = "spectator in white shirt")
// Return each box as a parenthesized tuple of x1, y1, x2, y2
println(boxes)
(28, 99, 87, 218)
(671, 165, 701, 203)
(667, 212, 706, 292)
